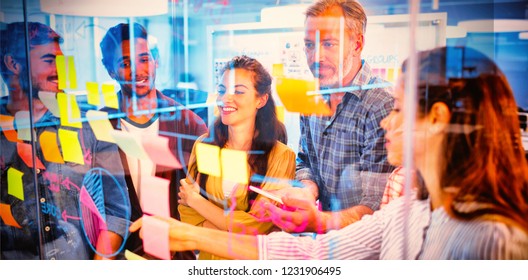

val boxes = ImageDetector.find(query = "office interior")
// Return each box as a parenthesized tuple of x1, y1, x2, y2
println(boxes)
(0, 0, 527, 259)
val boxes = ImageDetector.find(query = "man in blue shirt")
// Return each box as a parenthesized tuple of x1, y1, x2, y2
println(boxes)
(267, 0, 394, 233)
(0, 22, 130, 259)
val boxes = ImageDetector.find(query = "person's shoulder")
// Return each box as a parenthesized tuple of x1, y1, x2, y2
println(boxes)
(271, 141, 295, 157)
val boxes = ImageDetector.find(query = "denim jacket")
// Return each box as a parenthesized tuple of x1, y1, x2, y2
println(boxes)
(1, 101, 130, 259)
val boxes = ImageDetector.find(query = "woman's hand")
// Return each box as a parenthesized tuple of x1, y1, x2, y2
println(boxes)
(129, 216, 198, 252)
(178, 178, 202, 207)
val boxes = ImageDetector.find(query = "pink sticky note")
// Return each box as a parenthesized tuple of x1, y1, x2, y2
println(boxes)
(141, 135, 182, 169)
(17, 142, 46, 169)
(140, 176, 170, 217)
(142, 215, 171, 260)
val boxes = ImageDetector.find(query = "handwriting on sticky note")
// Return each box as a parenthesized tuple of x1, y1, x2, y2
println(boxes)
(7, 167, 24, 201)
(195, 142, 221, 177)
(58, 128, 85, 165)
(140, 176, 170, 217)
(142, 215, 171, 260)
(221, 148, 248, 185)
(86, 110, 115, 143)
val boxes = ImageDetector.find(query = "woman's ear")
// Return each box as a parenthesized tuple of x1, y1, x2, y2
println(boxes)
(257, 93, 269, 109)
(428, 102, 451, 134)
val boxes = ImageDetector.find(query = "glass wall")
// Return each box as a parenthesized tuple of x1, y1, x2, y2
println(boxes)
(1, 0, 527, 260)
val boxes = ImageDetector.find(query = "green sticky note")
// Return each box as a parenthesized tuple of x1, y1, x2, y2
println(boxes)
(102, 83, 118, 109)
(221, 148, 248, 184)
(57, 93, 82, 128)
(196, 143, 221, 177)
(58, 128, 85, 165)
(7, 167, 24, 201)
(86, 82, 101, 106)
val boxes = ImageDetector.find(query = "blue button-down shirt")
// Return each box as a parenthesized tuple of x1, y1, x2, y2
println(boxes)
(296, 61, 394, 211)
(1, 100, 130, 259)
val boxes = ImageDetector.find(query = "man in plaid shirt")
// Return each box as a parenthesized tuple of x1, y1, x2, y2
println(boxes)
(266, 0, 394, 233)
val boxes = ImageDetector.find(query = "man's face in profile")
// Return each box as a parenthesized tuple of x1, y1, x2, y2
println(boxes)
(28, 41, 63, 94)
(110, 38, 158, 98)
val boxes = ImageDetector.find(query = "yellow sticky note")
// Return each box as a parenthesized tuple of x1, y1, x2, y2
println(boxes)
(67, 56, 77, 89)
(124, 250, 147, 260)
(86, 110, 115, 143)
(0, 203, 22, 228)
(110, 130, 149, 160)
(221, 148, 248, 185)
(57, 92, 82, 128)
(272, 63, 284, 77)
(38, 91, 60, 117)
(276, 105, 285, 123)
(56, 55, 67, 90)
(7, 167, 24, 201)
(86, 82, 101, 106)
(275, 77, 332, 116)
(58, 128, 85, 165)
(195, 142, 221, 177)
(0, 114, 22, 143)
(14, 111, 35, 141)
(102, 83, 118, 109)
(39, 131, 65, 164)
(387, 68, 395, 82)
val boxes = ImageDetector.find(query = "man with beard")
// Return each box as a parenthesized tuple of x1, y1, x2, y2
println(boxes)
(0, 22, 130, 259)
(99, 23, 207, 259)
(266, 0, 394, 234)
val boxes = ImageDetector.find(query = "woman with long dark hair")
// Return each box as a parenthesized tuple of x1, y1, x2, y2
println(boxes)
(176, 55, 295, 260)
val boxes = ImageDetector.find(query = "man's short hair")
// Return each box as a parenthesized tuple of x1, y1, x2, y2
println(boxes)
(0, 22, 62, 82)
(99, 22, 158, 72)
(305, 0, 367, 35)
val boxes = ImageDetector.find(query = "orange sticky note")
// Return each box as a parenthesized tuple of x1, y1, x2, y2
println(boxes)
(58, 128, 85, 165)
(142, 215, 171, 260)
(7, 167, 24, 201)
(86, 110, 115, 143)
(14, 111, 35, 141)
(110, 130, 149, 160)
(275, 77, 331, 116)
(141, 135, 181, 169)
(0, 114, 22, 143)
(221, 148, 248, 185)
(57, 92, 82, 128)
(195, 142, 221, 177)
(140, 176, 170, 217)
(17, 142, 46, 169)
(86, 82, 101, 106)
(38, 91, 60, 117)
(39, 131, 65, 164)
(0, 203, 22, 228)
(102, 83, 118, 109)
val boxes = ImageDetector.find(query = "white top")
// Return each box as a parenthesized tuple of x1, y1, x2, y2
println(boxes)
(120, 118, 159, 199)
(258, 195, 528, 259)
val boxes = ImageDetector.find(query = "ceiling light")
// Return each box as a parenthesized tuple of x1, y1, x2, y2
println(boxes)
(40, 0, 167, 17)
(457, 19, 528, 33)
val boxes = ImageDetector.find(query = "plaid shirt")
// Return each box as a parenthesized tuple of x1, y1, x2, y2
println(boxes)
(296, 61, 394, 211)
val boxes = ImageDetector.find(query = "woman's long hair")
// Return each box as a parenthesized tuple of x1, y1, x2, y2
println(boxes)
(405, 47, 528, 231)
(195, 55, 284, 210)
